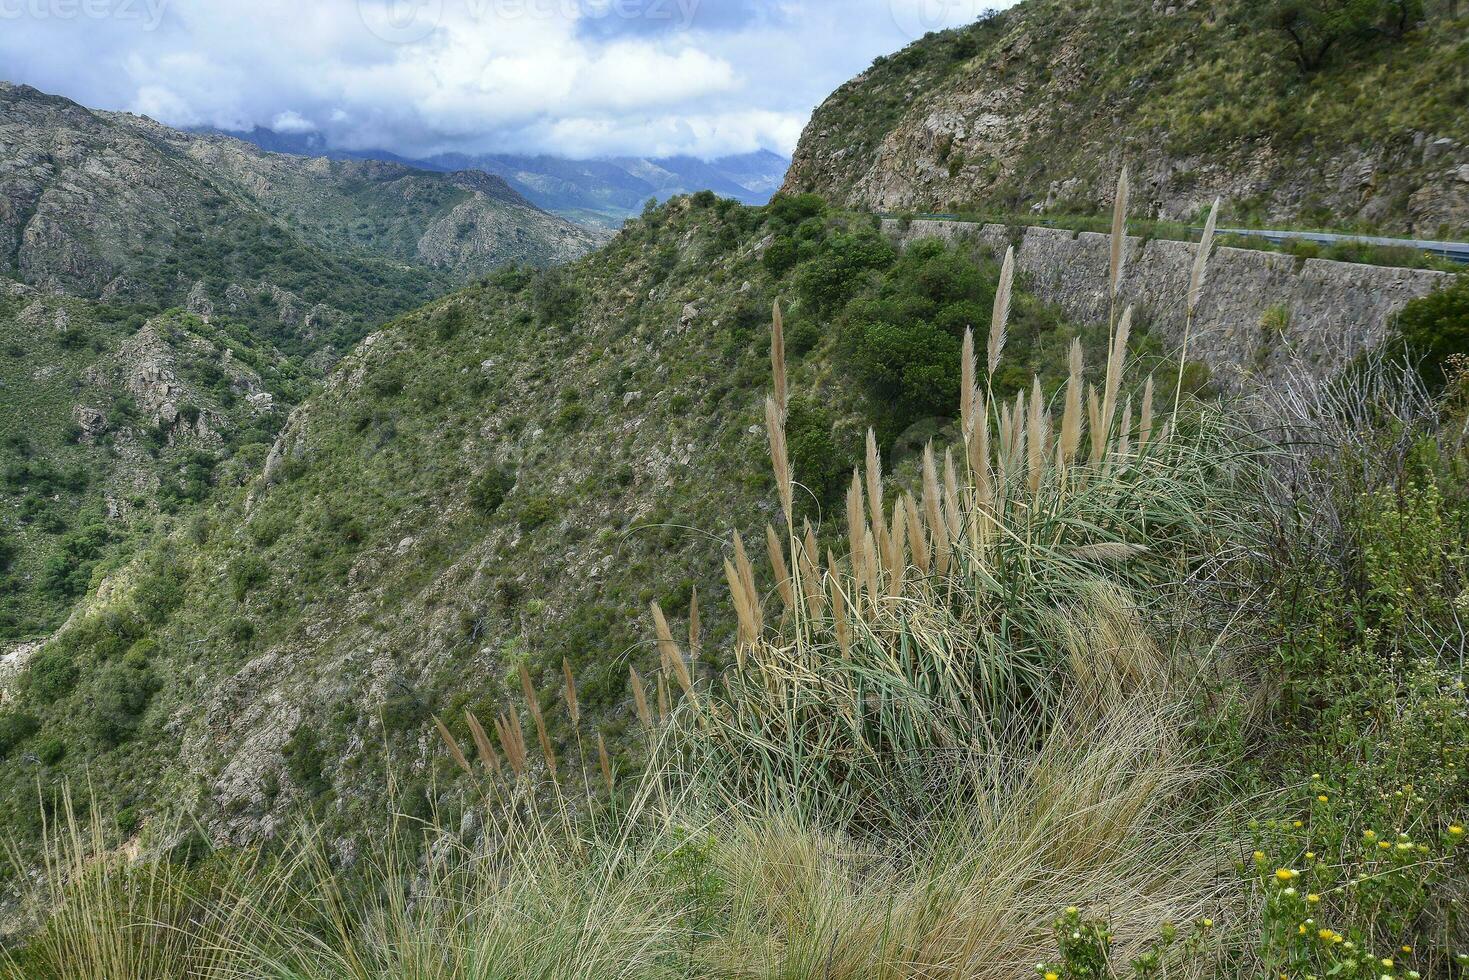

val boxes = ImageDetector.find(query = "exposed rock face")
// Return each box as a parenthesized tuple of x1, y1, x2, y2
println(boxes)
(883, 219, 1452, 389)
(187, 281, 215, 322)
(0, 642, 40, 705)
(784, 0, 1469, 237)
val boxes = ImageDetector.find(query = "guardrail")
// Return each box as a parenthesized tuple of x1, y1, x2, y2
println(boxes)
(883, 214, 1469, 265)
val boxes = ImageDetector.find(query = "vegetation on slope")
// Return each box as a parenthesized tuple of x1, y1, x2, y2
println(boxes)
(783, 0, 1469, 234)
(0, 289, 311, 639)
(3, 189, 1466, 976)
(0, 192, 1136, 878)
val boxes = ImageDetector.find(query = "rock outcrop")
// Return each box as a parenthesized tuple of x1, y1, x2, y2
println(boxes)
(784, 0, 1469, 237)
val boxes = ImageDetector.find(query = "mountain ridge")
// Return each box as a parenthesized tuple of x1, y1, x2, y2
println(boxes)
(783, 0, 1469, 235)
(201, 125, 791, 227)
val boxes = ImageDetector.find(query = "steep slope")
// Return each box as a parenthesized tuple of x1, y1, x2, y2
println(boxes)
(0, 82, 603, 303)
(783, 0, 1469, 235)
(0, 194, 1114, 868)
(0, 281, 305, 640)
(0, 83, 606, 646)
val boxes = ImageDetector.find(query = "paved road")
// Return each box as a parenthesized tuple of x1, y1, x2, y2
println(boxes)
(1212, 226, 1469, 264)
(896, 214, 1469, 264)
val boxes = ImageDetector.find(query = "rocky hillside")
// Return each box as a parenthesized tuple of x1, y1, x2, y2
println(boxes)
(0, 83, 608, 647)
(0, 193, 1120, 876)
(0, 82, 603, 305)
(0, 280, 307, 640)
(784, 0, 1469, 236)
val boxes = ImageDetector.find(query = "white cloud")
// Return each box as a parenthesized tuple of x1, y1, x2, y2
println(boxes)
(0, 0, 1018, 159)
(271, 111, 318, 133)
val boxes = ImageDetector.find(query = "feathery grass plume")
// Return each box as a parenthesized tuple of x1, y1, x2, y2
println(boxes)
(724, 558, 757, 661)
(629, 667, 652, 729)
(765, 523, 796, 613)
(1087, 382, 1104, 463)
(771, 299, 788, 418)
(765, 396, 793, 527)
(1178, 197, 1221, 417)
(1118, 395, 1133, 461)
(846, 471, 867, 571)
(519, 663, 558, 780)
(987, 245, 1014, 378)
(1139, 374, 1155, 450)
(650, 601, 696, 705)
(1027, 375, 1048, 494)
(970, 412, 993, 527)
(596, 731, 614, 794)
(1109, 165, 1130, 301)
(688, 586, 701, 661)
(496, 712, 527, 776)
(961, 326, 977, 435)
(942, 448, 962, 538)
(886, 499, 909, 596)
(1188, 197, 1221, 317)
(1101, 304, 1133, 442)
(562, 658, 580, 729)
(966, 393, 989, 478)
(797, 538, 825, 621)
(922, 446, 949, 572)
(1069, 541, 1149, 563)
(435, 716, 472, 776)
(864, 429, 886, 539)
(465, 709, 501, 774)
(1059, 338, 1084, 465)
(861, 527, 880, 608)
(834, 555, 857, 655)
(904, 493, 930, 574)
(732, 532, 763, 634)
(997, 397, 1014, 475)
(656, 674, 669, 723)
(803, 521, 819, 568)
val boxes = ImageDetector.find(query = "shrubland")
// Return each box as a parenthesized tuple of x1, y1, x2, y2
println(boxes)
(1, 185, 1466, 978)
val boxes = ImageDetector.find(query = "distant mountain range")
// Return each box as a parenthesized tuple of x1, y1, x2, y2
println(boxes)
(208, 127, 790, 227)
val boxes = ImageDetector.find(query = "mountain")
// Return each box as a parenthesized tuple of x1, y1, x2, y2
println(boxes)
(1, 82, 605, 306)
(0, 82, 604, 644)
(783, 0, 1469, 236)
(0, 189, 1125, 863)
(421, 151, 792, 226)
(208, 127, 791, 228)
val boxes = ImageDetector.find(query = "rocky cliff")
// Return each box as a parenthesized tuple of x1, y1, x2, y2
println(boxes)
(785, 0, 1469, 236)
(883, 219, 1452, 390)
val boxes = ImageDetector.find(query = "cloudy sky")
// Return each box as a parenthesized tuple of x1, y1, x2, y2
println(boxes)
(0, 0, 1008, 160)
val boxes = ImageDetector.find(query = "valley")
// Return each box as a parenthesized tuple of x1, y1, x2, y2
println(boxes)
(0, 0, 1467, 974)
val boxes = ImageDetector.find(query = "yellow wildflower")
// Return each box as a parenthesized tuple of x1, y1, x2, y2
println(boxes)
(1276, 868, 1298, 882)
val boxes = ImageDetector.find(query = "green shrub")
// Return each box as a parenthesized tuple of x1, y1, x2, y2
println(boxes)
(784, 398, 850, 509)
(0, 711, 40, 758)
(762, 236, 799, 277)
(1395, 275, 1469, 390)
(468, 467, 516, 516)
(26, 649, 78, 702)
(87, 662, 158, 747)
(35, 736, 66, 765)
(283, 727, 330, 797)
(229, 554, 271, 600)
(518, 495, 557, 531)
